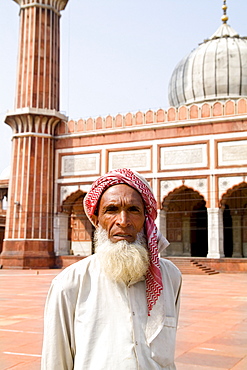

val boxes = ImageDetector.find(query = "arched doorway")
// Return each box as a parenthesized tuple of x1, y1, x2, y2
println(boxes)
(162, 186, 208, 256)
(221, 182, 247, 257)
(62, 190, 94, 256)
(223, 205, 233, 257)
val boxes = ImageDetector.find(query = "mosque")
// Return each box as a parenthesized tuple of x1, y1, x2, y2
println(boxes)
(0, 0, 247, 272)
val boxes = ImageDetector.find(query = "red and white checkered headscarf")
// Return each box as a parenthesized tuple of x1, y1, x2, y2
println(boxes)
(84, 168, 163, 315)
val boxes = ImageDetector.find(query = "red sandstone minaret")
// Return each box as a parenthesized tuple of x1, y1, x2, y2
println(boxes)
(0, 0, 68, 268)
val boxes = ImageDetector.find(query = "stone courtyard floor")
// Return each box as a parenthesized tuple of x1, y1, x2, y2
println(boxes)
(0, 269, 246, 370)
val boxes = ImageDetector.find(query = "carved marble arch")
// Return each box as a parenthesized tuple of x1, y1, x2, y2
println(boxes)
(220, 182, 247, 212)
(161, 186, 208, 257)
(62, 189, 85, 214)
(61, 190, 94, 255)
(162, 185, 206, 213)
(220, 182, 247, 258)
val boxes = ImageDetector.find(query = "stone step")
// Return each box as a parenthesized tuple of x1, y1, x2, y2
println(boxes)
(164, 257, 219, 275)
(191, 260, 219, 275)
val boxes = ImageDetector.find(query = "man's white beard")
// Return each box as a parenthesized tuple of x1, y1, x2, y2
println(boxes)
(95, 226, 150, 285)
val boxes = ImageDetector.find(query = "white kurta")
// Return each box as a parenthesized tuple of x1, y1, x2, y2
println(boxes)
(41, 256, 182, 370)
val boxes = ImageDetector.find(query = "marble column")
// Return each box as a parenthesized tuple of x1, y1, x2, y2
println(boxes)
(207, 208, 224, 258)
(243, 213, 247, 257)
(182, 215, 191, 256)
(54, 212, 70, 256)
(231, 214, 242, 257)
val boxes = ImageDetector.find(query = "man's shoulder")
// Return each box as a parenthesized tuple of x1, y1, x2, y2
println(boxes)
(53, 254, 98, 285)
(160, 257, 180, 270)
(160, 258, 182, 281)
(47, 255, 99, 304)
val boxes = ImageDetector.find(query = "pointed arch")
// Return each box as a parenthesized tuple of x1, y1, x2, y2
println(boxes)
(61, 189, 94, 257)
(162, 185, 206, 212)
(62, 189, 85, 213)
(220, 182, 247, 257)
(161, 185, 208, 257)
(220, 182, 247, 210)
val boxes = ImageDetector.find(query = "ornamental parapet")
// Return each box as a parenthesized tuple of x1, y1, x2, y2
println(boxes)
(56, 98, 247, 136)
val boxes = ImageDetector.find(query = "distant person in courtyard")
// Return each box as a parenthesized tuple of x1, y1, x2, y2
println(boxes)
(41, 168, 182, 370)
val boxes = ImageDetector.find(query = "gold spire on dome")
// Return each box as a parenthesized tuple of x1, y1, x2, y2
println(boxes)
(221, 0, 229, 23)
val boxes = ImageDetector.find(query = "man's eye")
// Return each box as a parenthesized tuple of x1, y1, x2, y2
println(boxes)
(105, 206, 118, 213)
(129, 206, 140, 212)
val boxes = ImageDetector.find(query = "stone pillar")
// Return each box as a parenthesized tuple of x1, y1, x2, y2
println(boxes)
(232, 214, 242, 257)
(182, 215, 191, 256)
(243, 213, 247, 258)
(0, 0, 68, 268)
(54, 212, 70, 256)
(207, 208, 224, 258)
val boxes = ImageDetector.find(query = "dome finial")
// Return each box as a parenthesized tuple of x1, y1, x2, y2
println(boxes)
(221, 0, 228, 24)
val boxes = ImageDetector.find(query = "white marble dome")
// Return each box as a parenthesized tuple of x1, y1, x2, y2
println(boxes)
(168, 23, 247, 107)
(0, 165, 10, 180)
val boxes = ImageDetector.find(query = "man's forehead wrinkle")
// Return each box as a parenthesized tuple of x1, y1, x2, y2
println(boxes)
(101, 200, 140, 211)
(101, 185, 143, 201)
(103, 202, 143, 209)
(101, 202, 118, 210)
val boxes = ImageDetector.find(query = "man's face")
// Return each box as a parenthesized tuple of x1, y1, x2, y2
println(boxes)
(92, 184, 145, 243)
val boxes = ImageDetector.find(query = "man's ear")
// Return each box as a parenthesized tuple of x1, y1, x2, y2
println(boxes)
(91, 214, 99, 227)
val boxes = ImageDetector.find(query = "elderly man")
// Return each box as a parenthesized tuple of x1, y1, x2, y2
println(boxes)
(41, 168, 182, 370)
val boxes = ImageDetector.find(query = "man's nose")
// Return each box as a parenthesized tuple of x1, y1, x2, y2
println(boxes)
(116, 211, 130, 227)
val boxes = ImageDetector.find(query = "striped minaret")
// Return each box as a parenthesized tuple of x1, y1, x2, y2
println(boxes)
(0, 0, 68, 268)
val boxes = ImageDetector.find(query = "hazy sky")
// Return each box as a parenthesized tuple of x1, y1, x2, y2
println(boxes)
(0, 0, 246, 174)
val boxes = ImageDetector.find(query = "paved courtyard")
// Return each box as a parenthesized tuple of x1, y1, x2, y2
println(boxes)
(0, 268, 246, 369)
